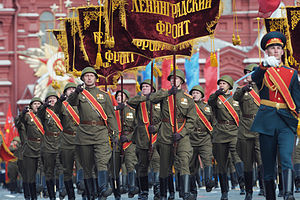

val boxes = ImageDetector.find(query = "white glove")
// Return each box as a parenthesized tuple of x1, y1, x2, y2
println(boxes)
(263, 56, 279, 67)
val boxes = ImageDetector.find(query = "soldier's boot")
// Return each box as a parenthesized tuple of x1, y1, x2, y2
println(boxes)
(257, 165, 265, 196)
(159, 177, 168, 200)
(204, 166, 214, 192)
(64, 180, 75, 200)
(235, 162, 245, 195)
(177, 173, 184, 198)
(46, 179, 56, 200)
(111, 177, 121, 200)
(9, 181, 17, 194)
(278, 172, 284, 197)
(17, 179, 23, 193)
(230, 172, 238, 190)
(153, 172, 160, 200)
(139, 176, 149, 200)
(29, 182, 37, 200)
(84, 178, 94, 200)
(98, 171, 112, 198)
(167, 174, 175, 200)
(219, 174, 229, 200)
(264, 180, 276, 200)
(282, 169, 295, 200)
(189, 175, 197, 199)
(195, 168, 202, 188)
(120, 174, 128, 194)
(77, 169, 85, 195)
(42, 175, 49, 198)
(128, 171, 139, 198)
(23, 182, 31, 200)
(175, 172, 181, 193)
(35, 173, 43, 194)
(295, 164, 300, 193)
(244, 171, 253, 200)
(59, 174, 67, 200)
(148, 170, 154, 189)
(181, 175, 195, 200)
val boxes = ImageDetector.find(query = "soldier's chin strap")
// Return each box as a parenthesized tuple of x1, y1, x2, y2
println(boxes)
(224, 71, 255, 103)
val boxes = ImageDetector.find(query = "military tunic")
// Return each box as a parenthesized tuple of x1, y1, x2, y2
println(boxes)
(149, 89, 195, 178)
(208, 92, 241, 174)
(68, 86, 118, 178)
(233, 85, 262, 172)
(189, 101, 214, 175)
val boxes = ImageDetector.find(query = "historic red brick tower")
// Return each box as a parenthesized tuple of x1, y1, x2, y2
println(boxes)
(0, 0, 295, 125)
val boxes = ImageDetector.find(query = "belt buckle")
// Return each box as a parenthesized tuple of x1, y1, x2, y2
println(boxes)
(37, 138, 41, 142)
(276, 103, 280, 110)
(53, 132, 58, 137)
(225, 120, 230, 125)
(91, 120, 97, 126)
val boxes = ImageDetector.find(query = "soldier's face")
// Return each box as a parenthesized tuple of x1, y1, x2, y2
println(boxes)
(218, 81, 230, 92)
(83, 73, 96, 87)
(170, 76, 182, 88)
(65, 87, 75, 97)
(31, 101, 41, 112)
(192, 90, 203, 102)
(265, 45, 284, 61)
(116, 93, 127, 103)
(142, 84, 151, 95)
(48, 96, 57, 107)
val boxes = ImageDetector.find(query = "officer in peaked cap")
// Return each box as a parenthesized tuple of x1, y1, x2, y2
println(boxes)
(251, 31, 300, 199)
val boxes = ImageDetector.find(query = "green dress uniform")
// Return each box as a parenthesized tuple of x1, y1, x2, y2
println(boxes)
(37, 96, 61, 200)
(68, 85, 119, 199)
(127, 92, 161, 200)
(189, 100, 215, 194)
(7, 139, 21, 194)
(208, 75, 243, 199)
(233, 83, 263, 198)
(149, 87, 196, 200)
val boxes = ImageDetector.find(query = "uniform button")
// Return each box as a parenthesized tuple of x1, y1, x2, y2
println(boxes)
(278, 97, 280, 100)
(277, 69, 280, 72)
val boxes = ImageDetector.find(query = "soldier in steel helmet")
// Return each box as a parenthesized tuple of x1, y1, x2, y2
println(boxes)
(110, 89, 138, 200)
(16, 97, 43, 200)
(127, 79, 161, 200)
(37, 90, 61, 200)
(188, 85, 215, 197)
(233, 64, 263, 200)
(68, 67, 119, 199)
(148, 69, 196, 200)
(251, 31, 300, 200)
(208, 75, 243, 200)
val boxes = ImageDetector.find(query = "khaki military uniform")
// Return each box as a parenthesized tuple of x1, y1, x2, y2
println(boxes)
(68, 86, 118, 178)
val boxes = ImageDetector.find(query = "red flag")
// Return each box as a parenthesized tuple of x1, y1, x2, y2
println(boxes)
(204, 56, 218, 102)
(161, 59, 173, 90)
(4, 104, 19, 147)
(258, 0, 280, 18)
(0, 129, 16, 163)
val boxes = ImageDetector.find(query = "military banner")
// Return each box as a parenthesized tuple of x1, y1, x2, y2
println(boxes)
(286, 6, 300, 71)
(122, 0, 221, 52)
(264, 17, 297, 71)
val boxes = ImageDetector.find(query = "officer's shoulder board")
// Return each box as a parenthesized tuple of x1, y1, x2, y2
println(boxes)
(184, 92, 193, 99)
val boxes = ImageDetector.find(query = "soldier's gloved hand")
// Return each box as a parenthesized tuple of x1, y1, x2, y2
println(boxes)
(75, 83, 84, 94)
(242, 84, 252, 93)
(174, 132, 183, 141)
(22, 106, 29, 115)
(263, 56, 279, 67)
(43, 100, 51, 108)
(148, 125, 156, 134)
(116, 103, 125, 110)
(215, 88, 225, 96)
(120, 135, 128, 143)
(59, 94, 67, 102)
(168, 86, 177, 96)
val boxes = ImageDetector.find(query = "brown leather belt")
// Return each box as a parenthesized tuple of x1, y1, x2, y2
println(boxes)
(194, 127, 207, 132)
(162, 118, 185, 123)
(28, 137, 41, 142)
(242, 114, 256, 119)
(45, 132, 60, 137)
(218, 120, 236, 125)
(63, 129, 76, 136)
(81, 120, 105, 126)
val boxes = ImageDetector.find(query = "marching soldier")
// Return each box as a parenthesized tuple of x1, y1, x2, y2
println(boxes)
(37, 90, 61, 200)
(251, 31, 300, 200)
(148, 69, 196, 200)
(208, 75, 242, 200)
(17, 97, 43, 200)
(55, 82, 79, 200)
(110, 89, 138, 200)
(68, 67, 119, 199)
(189, 85, 215, 197)
(233, 64, 263, 200)
(7, 137, 21, 194)
(127, 79, 161, 200)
